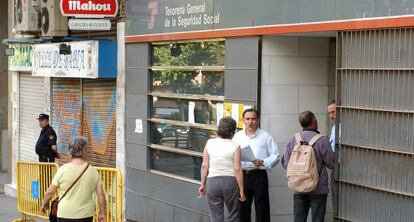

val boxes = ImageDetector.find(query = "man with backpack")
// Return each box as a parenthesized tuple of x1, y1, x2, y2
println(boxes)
(282, 111, 334, 222)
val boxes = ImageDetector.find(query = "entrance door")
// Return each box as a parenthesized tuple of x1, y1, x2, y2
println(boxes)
(335, 29, 414, 221)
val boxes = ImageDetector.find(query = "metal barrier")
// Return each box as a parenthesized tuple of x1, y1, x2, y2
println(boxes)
(13, 162, 124, 222)
(95, 167, 124, 222)
(14, 161, 59, 222)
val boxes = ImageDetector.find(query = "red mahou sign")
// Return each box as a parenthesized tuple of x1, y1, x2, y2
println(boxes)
(60, 0, 118, 17)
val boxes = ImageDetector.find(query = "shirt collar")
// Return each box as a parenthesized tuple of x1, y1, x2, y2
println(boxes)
(41, 124, 50, 133)
(243, 128, 261, 138)
(302, 128, 320, 134)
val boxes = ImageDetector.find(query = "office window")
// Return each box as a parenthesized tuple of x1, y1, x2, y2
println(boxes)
(149, 40, 225, 180)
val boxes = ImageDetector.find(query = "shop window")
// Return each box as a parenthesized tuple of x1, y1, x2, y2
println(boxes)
(149, 40, 225, 181)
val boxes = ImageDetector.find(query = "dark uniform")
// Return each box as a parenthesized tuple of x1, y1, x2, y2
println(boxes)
(35, 124, 57, 162)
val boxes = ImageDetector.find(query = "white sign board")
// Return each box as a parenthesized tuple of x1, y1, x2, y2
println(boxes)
(68, 19, 111, 31)
(32, 41, 98, 78)
(135, 119, 143, 134)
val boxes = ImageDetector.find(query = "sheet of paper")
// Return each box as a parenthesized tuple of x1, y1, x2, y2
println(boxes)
(232, 103, 239, 126)
(188, 101, 195, 123)
(135, 119, 143, 133)
(241, 145, 256, 162)
(216, 103, 224, 126)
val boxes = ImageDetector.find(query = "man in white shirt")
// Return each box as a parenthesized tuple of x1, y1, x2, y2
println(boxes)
(232, 109, 280, 222)
(327, 100, 336, 151)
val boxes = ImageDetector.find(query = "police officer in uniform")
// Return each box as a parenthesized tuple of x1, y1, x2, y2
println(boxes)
(35, 114, 59, 162)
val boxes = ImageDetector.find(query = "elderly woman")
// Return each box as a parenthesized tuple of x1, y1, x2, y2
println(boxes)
(41, 137, 106, 222)
(199, 117, 246, 222)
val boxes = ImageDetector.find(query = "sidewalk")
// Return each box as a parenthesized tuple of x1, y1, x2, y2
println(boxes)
(0, 193, 23, 221)
(0, 172, 47, 222)
(0, 172, 21, 221)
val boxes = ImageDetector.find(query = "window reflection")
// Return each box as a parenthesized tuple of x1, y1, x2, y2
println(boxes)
(152, 97, 219, 125)
(152, 41, 225, 66)
(150, 40, 224, 181)
(152, 71, 224, 95)
(151, 149, 203, 180)
(150, 123, 214, 152)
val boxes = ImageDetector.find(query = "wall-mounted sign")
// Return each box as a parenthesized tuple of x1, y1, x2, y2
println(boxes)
(8, 44, 32, 72)
(32, 40, 117, 78)
(60, 0, 118, 18)
(126, 0, 218, 35)
(126, 0, 414, 36)
(31, 180, 39, 199)
(68, 19, 111, 30)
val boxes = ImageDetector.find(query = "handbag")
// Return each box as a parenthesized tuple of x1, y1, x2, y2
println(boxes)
(49, 163, 90, 220)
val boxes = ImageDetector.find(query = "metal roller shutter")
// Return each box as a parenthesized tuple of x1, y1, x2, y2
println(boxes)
(19, 74, 45, 161)
(51, 78, 82, 164)
(82, 79, 116, 167)
(336, 29, 414, 221)
(51, 78, 116, 167)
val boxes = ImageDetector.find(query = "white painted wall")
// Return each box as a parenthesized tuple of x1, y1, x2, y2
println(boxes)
(261, 36, 336, 222)
(116, 22, 126, 221)
(5, 71, 18, 197)
(116, 22, 126, 178)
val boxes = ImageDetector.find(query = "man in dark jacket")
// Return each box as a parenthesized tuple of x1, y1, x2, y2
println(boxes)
(35, 113, 59, 162)
(283, 111, 334, 222)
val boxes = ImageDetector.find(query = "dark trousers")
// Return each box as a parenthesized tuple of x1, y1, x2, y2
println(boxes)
(293, 194, 327, 222)
(39, 155, 55, 163)
(193, 157, 202, 180)
(206, 176, 241, 222)
(240, 170, 270, 222)
(57, 217, 93, 222)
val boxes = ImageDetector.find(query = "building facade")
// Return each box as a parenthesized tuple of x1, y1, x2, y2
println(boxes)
(0, 0, 9, 173)
(4, 0, 126, 195)
(124, 0, 414, 221)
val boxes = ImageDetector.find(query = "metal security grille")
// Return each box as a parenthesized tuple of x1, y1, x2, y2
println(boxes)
(51, 78, 82, 164)
(51, 78, 116, 167)
(82, 79, 116, 167)
(19, 74, 46, 162)
(336, 29, 414, 222)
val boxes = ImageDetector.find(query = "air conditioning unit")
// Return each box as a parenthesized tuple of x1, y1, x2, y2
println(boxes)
(40, 0, 68, 36)
(14, 0, 41, 33)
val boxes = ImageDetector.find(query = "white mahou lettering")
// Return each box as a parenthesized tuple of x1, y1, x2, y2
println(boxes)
(68, 0, 111, 12)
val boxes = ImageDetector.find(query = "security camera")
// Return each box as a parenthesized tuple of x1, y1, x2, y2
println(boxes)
(59, 43, 71, 55)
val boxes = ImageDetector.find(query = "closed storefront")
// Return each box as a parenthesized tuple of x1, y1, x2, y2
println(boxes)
(51, 78, 116, 167)
(125, 0, 414, 221)
(5, 0, 123, 198)
(32, 40, 118, 167)
(18, 73, 46, 161)
(7, 44, 46, 162)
